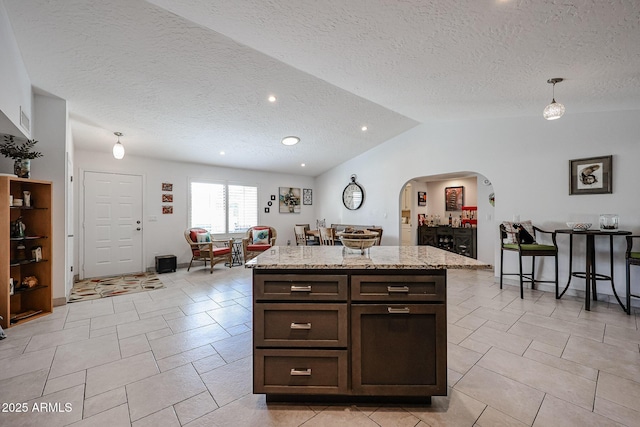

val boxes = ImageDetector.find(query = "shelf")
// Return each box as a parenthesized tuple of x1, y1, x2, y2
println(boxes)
(12, 284, 49, 295)
(10, 310, 44, 324)
(9, 206, 47, 210)
(10, 235, 47, 241)
(9, 258, 48, 267)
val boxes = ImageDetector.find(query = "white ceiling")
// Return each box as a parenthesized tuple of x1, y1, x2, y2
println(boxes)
(4, 0, 640, 176)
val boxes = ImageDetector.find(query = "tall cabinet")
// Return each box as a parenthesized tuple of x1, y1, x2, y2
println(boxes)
(0, 177, 53, 329)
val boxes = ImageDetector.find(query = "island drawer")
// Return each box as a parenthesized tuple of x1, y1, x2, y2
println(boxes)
(254, 274, 348, 301)
(351, 274, 445, 302)
(254, 349, 348, 394)
(255, 303, 348, 347)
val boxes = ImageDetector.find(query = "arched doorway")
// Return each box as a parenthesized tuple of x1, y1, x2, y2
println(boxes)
(399, 172, 495, 265)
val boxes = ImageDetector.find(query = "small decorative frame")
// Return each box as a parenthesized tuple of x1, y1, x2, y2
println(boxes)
(162, 205, 173, 214)
(162, 194, 173, 203)
(303, 188, 313, 205)
(445, 186, 464, 211)
(270, 195, 276, 201)
(569, 155, 612, 195)
(264, 207, 270, 213)
(267, 201, 272, 206)
(417, 191, 426, 206)
(162, 183, 173, 191)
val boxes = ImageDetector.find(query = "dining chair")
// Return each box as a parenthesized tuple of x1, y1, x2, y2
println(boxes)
(318, 227, 336, 246)
(625, 235, 640, 314)
(367, 227, 383, 245)
(499, 221, 558, 299)
(294, 225, 308, 246)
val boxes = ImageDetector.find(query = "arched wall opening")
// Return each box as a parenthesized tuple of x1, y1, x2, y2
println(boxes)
(399, 171, 495, 266)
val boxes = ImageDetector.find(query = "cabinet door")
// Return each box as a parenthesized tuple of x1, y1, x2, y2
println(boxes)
(351, 304, 447, 396)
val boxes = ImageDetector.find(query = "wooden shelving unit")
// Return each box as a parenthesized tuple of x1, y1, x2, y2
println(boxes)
(0, 177, 53, 329)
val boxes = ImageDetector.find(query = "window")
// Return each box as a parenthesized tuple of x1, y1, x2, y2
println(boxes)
(189, 180, 258, 234)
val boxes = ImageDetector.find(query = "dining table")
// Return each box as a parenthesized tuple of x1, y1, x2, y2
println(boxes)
(555, 228, 631, 311)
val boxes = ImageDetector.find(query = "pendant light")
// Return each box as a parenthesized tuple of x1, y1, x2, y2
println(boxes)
(543, 78, 565, 120)
(112, 132, 125, 159)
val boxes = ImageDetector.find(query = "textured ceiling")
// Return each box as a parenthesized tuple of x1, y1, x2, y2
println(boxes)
(3, 0, 640, 176)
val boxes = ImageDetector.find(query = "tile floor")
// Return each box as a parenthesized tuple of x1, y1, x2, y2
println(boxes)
(0, 266, 639, 426)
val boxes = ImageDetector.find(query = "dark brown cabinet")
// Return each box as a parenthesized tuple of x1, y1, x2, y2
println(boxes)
(253, 269, 447, 402)
(418, 225, 477, 258)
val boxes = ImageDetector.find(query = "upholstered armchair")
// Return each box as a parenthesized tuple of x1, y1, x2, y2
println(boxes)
(242, 226, 277, 262)
(184, 228, 232, 273)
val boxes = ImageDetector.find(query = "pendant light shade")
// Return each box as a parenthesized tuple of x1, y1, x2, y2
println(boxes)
(113, 132, 125, 159)
(543, 78, 565, 120)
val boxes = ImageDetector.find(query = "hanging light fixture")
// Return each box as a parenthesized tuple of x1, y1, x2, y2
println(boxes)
(112, 132, 125, 159)
(543, 78, 565, 120)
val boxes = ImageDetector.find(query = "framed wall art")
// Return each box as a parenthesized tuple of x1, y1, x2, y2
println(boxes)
(417, 191, 426, 206)
(162, 182, 173, 191)
(303, 188, 313, 205)
(162, 194, 173, 203)
(569, 155, 612, 195)
(162, 205, 173, 214)
(279, 187, 301, 213)
(445, 186, 464, 211)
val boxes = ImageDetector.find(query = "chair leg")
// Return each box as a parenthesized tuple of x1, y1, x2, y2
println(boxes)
(627, 261, 632, 315)
(499, 249, 504, 289)
(531, 257, 536, 290)
(554, 255, 559, 299)
(518, 253, 524, 299)
(188, 257, 194, 271)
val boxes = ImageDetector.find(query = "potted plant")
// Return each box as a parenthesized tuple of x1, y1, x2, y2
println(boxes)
(0, 135, 43, 178)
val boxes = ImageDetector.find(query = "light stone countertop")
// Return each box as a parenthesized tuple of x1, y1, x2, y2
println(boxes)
(246, 246, 492, 270)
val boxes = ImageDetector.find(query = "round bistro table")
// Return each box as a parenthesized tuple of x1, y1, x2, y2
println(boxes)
(555, 229, 631, 312)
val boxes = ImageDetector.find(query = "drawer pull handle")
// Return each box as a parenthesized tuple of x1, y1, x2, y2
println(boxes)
(290, 322, 312, 330)
(387, 286, 410, 293)
(290, 368, 312, 376)
(387, 307, 410, 314)
(291, 285, 312, 292)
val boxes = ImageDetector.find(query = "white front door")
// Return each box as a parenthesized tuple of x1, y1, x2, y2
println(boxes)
(83, 171, 143, 278)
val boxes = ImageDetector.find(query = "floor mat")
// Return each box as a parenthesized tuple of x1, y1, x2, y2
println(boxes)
(69, 272, 165, 303)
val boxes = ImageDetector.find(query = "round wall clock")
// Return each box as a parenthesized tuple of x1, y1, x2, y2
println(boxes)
(342, 175, 364, 210)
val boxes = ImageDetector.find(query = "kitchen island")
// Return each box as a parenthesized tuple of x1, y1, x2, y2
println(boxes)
(247, 245, 490, 403)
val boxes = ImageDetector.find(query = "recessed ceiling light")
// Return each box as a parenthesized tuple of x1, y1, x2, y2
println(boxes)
(361, 126, 368, 131)
(281, 136, 300, 146)
(268, 95, 277, 103)
(301, 163, 306, 167)
(220, 151, 225, 155)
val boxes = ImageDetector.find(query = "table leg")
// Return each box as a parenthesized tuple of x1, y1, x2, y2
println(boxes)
(585, 235, 594, 311)
(558, 234, 575, 299)
(608, 235, 626, 310)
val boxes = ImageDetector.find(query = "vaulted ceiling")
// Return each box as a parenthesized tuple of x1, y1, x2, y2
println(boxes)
(4, 0, 640, 176)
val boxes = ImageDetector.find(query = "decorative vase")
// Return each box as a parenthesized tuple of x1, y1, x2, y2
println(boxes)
(14, 159, 30, 178)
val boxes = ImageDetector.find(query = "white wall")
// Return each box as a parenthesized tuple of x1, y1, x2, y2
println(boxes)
(425, 177, 478, 220)
(316, 109, 640, 298)
(74, 150, 317, 274)
(32, 95, 68, 301)
(0, 1, 32, 139)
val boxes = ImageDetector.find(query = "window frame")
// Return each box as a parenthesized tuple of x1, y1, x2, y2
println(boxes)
(188, 178, 259, 236)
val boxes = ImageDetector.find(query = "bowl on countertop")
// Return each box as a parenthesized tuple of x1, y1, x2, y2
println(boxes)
(337, 230, 379, 254)
(566, 222, 592, 231)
